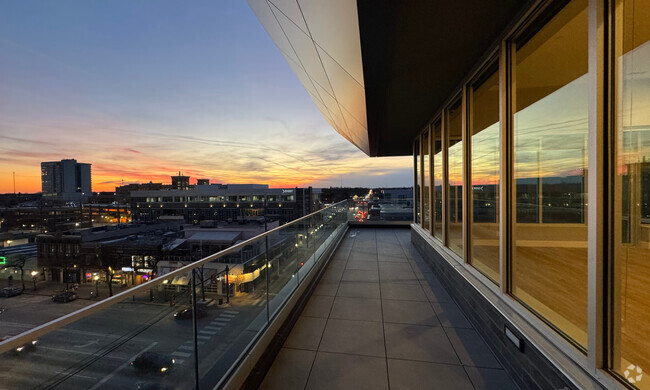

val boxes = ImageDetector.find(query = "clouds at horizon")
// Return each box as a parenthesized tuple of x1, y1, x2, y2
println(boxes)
(0, 1, 412, 193)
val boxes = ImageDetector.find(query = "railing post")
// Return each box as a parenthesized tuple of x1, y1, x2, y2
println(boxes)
(191, 268, 200, 390)
(265, 235, 270, 321)
(225, 265, 230, 304)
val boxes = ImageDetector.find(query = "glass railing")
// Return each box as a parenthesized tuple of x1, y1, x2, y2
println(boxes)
(0, 200, 350, 390)
(349, 199, 414, 223)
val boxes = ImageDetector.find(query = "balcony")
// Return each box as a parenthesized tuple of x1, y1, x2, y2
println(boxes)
(0, 200, 516, 389)
(259, 227, 516, 389)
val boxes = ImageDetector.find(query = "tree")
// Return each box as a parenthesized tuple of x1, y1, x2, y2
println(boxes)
(5, 254, 27, 290)
(95, 244, 115, 297)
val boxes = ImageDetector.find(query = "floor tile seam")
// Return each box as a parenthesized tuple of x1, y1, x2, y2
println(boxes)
(282, 346, 320, 353)
(381, 319, 442, 327)
(302, 234, 355, 390)
(380, 297, 429, 303)
(300, 314, 331, 320)
(313, 349, 388, 360)
(328, 315, 382, 323)
(459, 362, 506, 370)
(391, 228, 412, 263)
(424, 291, 452, 327)
(390, 230, 425, 280)
(462, 365, 482, 390)
(439, 317, 472, 371)
(374, 228, 392, 390)
(385, 356, 467, 368)
(333, 296, 381, 302)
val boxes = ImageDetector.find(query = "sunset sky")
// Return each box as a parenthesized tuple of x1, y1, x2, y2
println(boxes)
(0, 1, 411, 194)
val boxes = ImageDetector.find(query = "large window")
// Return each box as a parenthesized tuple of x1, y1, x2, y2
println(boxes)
(469, 64, 500, 284)
(423, 130, 431, 230)
(612, 0, 650, 384)
(433, 121, 443, 240)
(511, 0, 589, 348)
(447, 100, 463, 257)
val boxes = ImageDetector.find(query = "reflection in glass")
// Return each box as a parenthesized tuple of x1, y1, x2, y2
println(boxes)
(447, 101, 463, 257)
(423, 130, 431, 230)
(433, 121, 443, 240)
(415, 139, 421, 224)
(613, 0, 650, 385)
(511, 0, 589, 347)
(470, 67, 500, 283)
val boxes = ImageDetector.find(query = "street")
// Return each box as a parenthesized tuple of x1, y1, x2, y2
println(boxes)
(0, 220, 341, 389)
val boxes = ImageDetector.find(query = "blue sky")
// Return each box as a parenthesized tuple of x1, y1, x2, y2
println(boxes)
(0, 1, 411, 192)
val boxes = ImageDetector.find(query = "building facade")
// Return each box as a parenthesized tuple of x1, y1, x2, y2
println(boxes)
(251, 0, 649, 388)
(130, 184, 320, 224)
(41, 159, 92, 202)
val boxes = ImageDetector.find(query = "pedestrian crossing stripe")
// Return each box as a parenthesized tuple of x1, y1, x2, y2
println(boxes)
(204, 326, 221, 331)
(197, 335, 211, 340)
(178, 345, 194, 351)
(223, 310, 239, 314)
(198, 330, 218, 335)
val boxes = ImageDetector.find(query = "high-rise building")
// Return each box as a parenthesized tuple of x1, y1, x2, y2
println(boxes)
(40, 159, 92, 202)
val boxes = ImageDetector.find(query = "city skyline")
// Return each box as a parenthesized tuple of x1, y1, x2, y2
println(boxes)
(0, 1, 411, 194)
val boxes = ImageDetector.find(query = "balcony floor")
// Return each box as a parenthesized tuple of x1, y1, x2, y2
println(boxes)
(260, 228, 518, 390)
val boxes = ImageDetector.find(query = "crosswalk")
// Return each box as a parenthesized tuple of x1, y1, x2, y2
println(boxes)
(170, 309, 240, 365)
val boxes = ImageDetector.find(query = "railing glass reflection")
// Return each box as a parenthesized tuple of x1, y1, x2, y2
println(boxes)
(0, 201, 350, 390)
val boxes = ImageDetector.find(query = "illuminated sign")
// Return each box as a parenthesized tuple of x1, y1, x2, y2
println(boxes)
(0, 256, 5, 265)
(121, 267, 134, 272)
(136, 268, 153, 273)
(282, 189, 292, 193)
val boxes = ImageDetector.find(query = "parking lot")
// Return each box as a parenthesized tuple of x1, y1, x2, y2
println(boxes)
(0, 281, 130, 338)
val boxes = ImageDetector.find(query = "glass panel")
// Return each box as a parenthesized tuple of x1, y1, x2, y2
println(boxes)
(512, 0, 589, 347)
(0, 201, 351, 389)
(470, 66, 500, 283)
(447, 101, 463, 257)
(415, 139, 421, 224)
(423, 130, 431, 230)
(433, 121, 444, 240)
(612, 0, 650, 385)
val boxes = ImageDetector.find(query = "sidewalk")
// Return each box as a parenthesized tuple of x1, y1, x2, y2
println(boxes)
(17, 280, 129, 301)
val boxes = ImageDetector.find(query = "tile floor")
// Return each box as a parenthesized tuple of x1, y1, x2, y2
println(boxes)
(260, 228, 518, 390)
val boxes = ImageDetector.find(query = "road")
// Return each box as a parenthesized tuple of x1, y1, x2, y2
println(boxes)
(0, 222, 341, 389)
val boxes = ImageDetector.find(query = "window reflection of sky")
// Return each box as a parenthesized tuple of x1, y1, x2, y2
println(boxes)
(515, 73, 589, 180)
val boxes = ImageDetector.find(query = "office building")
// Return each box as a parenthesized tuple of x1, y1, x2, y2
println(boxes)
(130, 183, 320, 224)
(171, 172, 190, 190)
(41, 159, 92, 202)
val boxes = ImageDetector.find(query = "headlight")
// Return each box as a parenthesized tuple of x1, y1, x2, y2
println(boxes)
(16, 346, 24, 352)
(171, 359, 175, 364)
(160, 367, 168, 372)
(32, 340, 38, 345)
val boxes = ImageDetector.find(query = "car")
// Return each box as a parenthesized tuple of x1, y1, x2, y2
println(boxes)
(131, 352, 175, 374)
(52, 291, 77, 303)
(1, 336, 38, 355)
(0, 287, 22, 298)
(173, 306, 207, 320)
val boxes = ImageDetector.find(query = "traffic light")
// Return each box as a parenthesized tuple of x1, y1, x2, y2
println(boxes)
(0, 256, 5, 265)
(299, 261, 304, 267)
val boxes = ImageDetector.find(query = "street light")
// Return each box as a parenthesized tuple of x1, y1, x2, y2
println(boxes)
(30, 271, 38, 291)
(93, 275, 100, 298)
